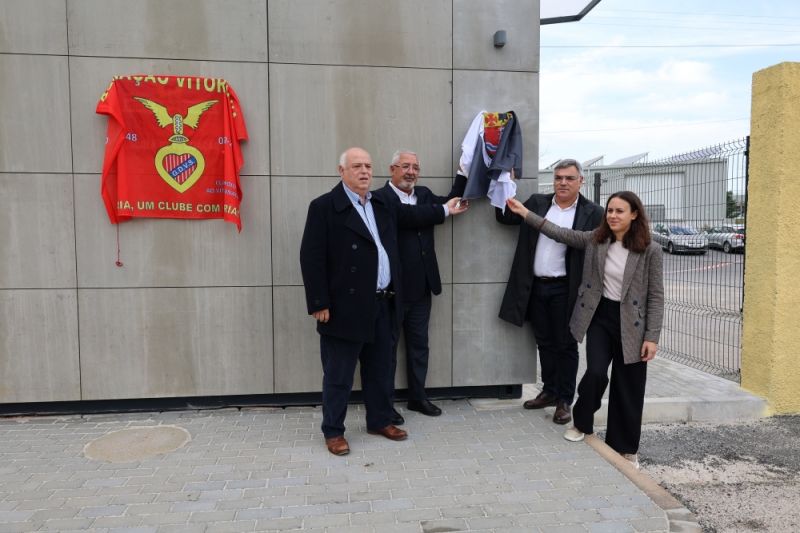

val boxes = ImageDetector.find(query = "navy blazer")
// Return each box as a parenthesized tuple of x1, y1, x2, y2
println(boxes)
(371, 175, 466, 302)
(300, 182, 446, 343)
(496, 193, 604, 327)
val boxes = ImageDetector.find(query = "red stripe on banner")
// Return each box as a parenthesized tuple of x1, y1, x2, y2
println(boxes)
(167, 154, 176, 182)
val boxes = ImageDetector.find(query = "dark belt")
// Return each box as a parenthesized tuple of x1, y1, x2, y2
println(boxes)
(375, 289, 395, 300)
(534, 276, 567, 283)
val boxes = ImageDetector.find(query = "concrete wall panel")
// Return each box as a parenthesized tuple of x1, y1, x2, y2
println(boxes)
(453, 70, 539, 178)
(68, 56, 269, 176)
(0, 55, 72, 173)
(453, 0, 539, 72)
(74, 175, 270, 288)
(0, 174, 77, 289)
(0, 290, 80, 403)
(452, 283, 536, 386)
(269, 64, 452, 177)
(453, 179, 537, 283)
(0, 0, 67, 55)
(67, 0, 268, 62)
(268, 0, 451, 68)
(272, 286, 323, 393)
(271, 176, 340, 286)
(79, 287, 273, 399)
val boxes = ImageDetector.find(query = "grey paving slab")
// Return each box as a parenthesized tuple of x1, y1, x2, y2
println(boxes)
(0, 401, 669, 532)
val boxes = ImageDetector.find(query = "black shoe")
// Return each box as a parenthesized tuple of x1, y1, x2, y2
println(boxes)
(391, 407, 405, 425)
(407, 399, 442, 417)
(553, 401, 572, 425)
(523, 391, 557, 410)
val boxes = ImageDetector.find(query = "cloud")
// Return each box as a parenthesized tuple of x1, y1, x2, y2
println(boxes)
(656, 60, 714, 84)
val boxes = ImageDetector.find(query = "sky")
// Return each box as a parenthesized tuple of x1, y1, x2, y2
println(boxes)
(537, 0, 800, 169)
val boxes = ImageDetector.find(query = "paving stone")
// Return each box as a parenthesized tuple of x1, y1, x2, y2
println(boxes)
(204, 520, 257, 532)
(589, 521, 637, 532)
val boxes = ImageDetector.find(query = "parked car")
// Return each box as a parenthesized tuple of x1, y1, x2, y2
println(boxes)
(704, 225, 745, 253)
(651, 223, 708, 254)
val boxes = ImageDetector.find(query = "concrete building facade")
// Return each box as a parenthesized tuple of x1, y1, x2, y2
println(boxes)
(0, 0, 540, 404)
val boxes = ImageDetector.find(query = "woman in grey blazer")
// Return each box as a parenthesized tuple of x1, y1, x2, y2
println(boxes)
(506, 191, 664, 468)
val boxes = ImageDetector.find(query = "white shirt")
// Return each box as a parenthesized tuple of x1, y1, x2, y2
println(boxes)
(603, 240, 629, 301)
(342, 183, 391, 290)
(533, 196, 578, 277)
(389, 182, 417, 205)
(388, 182, 450, 216)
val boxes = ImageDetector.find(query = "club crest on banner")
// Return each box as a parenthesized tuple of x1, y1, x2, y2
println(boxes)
(134, 97, 217, 193)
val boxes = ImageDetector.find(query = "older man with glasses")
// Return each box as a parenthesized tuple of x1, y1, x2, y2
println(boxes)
(372, 150, 467, 423)
(496, 159, 604, 425)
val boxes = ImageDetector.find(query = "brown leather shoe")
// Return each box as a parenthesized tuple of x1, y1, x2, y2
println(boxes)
(523, 391, 557, 410)
(367, 425, 408, 441)
(553, 401, 572, 425)
(325, 435, 350, 456)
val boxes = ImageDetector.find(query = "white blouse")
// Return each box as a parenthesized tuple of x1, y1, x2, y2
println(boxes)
(603, 240, 629, 301)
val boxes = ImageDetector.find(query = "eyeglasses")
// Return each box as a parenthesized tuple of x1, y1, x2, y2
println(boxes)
(392, 163, 420, 172)
(554, 175, 580, 182)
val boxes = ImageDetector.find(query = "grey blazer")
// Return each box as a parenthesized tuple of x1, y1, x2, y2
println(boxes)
(524, 212, 665, 365)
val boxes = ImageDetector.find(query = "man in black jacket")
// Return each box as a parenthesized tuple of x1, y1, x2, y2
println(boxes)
(496, 159, 604, 425)
(300, 147, 466, 456)
(372, 151, 467, 421)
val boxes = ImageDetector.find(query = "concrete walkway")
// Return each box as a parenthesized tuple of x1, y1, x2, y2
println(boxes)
(0, 357, 767, 533)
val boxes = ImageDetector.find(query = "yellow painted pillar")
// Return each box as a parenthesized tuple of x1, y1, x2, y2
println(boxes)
(742, 62, 800, 413)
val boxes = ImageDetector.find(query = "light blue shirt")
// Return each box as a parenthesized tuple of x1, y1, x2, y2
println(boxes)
(342, 183, 391, 290)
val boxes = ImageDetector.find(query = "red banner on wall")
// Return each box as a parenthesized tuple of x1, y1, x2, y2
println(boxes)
(97, 75, 248, 230)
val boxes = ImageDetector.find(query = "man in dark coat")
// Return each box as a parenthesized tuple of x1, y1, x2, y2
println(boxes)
(300, 147, 466, 456)
(372, 150, 467, 421)
(496, 159, 604, 425)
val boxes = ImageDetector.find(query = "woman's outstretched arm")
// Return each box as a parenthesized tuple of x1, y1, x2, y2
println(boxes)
(505, 197, 594, 249)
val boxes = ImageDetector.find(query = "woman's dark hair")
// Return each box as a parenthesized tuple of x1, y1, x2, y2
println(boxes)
(593, 191, 651, 253)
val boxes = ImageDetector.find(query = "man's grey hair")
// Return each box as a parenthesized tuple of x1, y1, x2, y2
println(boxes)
(391, 150, 418, 166)
(338, 150, 348, 167)
(553, 158, 583, 177)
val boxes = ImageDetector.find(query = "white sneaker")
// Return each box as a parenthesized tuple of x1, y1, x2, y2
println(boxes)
(563, 426, 585, 442)
(622, 453, 640, 469)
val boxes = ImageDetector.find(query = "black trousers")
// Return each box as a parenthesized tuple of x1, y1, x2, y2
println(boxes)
(319, 298, 394, 439)
(392, 292, 433, 403)
(529, 279, 579, 403)
(573, 297, 648, 454)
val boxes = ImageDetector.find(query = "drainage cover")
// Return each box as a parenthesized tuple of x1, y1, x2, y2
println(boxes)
(84, 425, 191, 462)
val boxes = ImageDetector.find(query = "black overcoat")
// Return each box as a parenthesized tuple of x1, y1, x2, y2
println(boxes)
(496, 193, 604, 326)
(300, 182, 445, 343)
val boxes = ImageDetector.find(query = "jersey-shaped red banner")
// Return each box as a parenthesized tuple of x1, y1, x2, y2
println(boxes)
(97, 75, 248, 230)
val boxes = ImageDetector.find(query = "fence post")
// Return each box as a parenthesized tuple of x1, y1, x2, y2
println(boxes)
(593, 172, 601, 204)
(741, 62, 800, 414)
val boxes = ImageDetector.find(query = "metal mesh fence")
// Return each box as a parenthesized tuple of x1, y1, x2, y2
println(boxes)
(541, 139, 748, 380)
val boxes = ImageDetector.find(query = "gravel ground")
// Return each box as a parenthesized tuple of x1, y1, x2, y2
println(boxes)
(636, 416, 800, 533)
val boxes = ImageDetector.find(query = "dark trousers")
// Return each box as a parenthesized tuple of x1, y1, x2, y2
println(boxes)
(320, 298, 394, 439)
(393, 292, 433, 402)
(573, 297, 648, 454)
(529, 279, 579, 403)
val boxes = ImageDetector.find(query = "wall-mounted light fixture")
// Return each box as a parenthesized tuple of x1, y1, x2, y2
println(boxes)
(493, 30, 507, 48)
